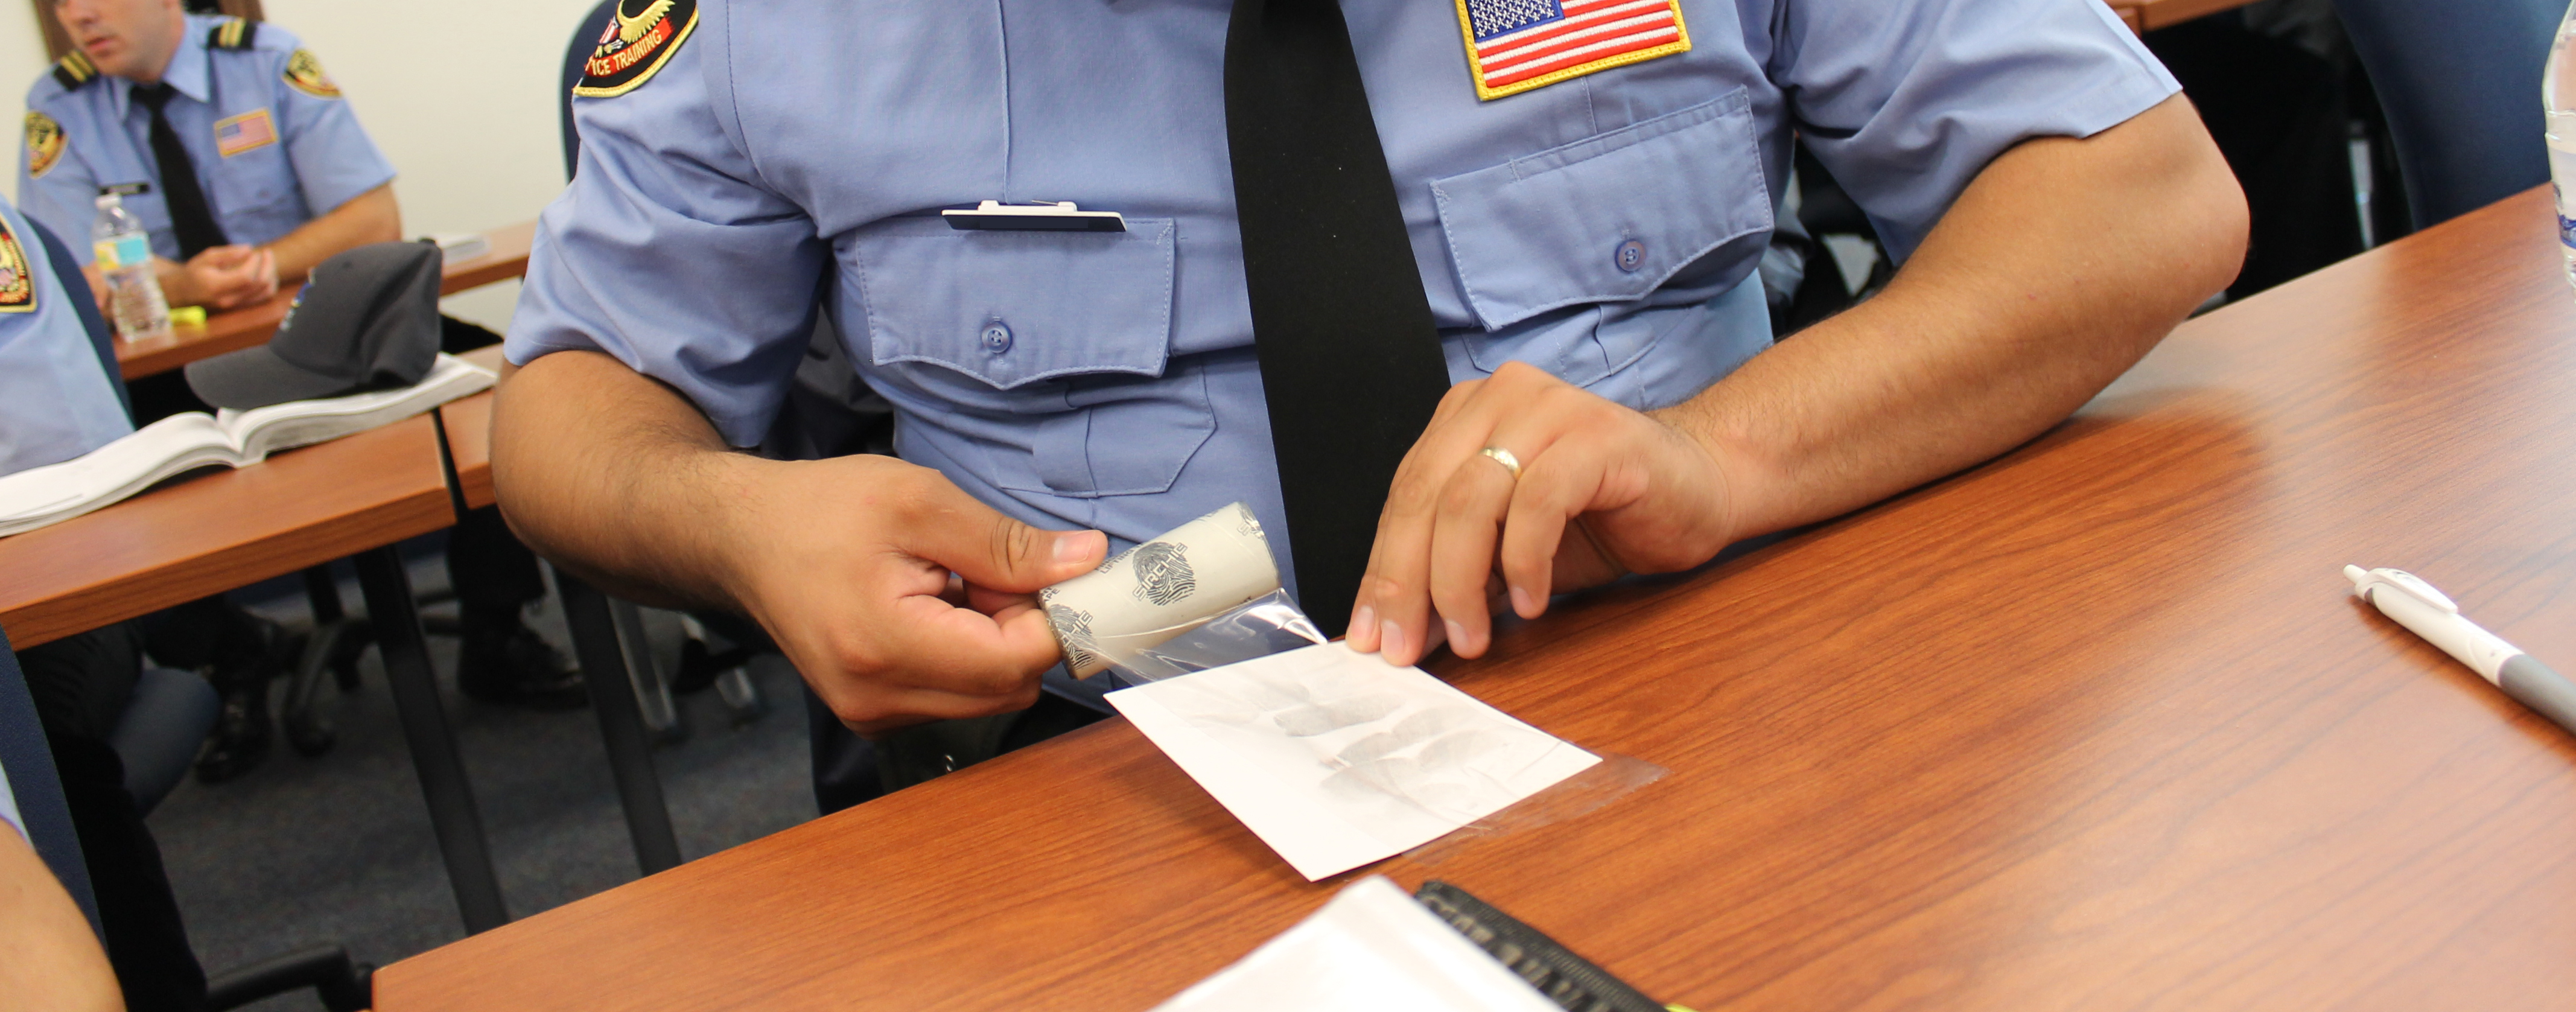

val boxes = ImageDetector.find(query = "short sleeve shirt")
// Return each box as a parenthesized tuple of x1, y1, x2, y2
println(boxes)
(19, 15, 396, 266)
(0, 195, 132, 477)
(509, 0, 2177, 591)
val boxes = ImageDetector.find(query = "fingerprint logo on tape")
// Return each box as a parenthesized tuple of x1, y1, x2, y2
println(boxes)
(1130, 543, 1198, 606)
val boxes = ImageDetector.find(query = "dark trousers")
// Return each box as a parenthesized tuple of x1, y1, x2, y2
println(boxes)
(17, 626, 209, 1012)
(448, 505, 546, 619)
(806, 686, 1109, 815)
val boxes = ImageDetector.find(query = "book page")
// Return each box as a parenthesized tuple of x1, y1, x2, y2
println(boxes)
(222, 354, 495, 460)
(0, 413, 240, 535)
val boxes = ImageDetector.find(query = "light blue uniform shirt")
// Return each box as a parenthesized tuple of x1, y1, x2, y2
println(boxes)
(0, 195, 131, 477)
(509, 0, 2178, 593)
(18, 15, 396, 266)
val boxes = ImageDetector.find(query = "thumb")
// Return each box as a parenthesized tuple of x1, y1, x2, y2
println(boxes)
(900, 482, 1107, 594)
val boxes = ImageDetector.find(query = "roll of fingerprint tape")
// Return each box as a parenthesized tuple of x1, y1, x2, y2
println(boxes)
(1040, 502, 1282, 679)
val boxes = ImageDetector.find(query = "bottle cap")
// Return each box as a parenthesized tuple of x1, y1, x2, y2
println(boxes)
(94, 193, 118, 209)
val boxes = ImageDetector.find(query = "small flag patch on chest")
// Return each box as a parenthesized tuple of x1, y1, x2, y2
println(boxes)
(213, 108, 276, 158)
(1455, 0, 1690, 100)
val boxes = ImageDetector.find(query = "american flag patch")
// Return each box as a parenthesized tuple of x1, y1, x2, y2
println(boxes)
(212, 107, 276, 158)
(1455, 0, 1690, 101)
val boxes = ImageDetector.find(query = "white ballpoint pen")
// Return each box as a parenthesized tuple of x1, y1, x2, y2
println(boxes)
(2345, 565, 2576, 737)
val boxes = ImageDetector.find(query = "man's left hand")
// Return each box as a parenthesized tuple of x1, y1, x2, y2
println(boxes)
(1347, 361, 1738, 665)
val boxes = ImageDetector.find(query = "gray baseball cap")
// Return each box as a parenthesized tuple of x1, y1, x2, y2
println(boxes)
(185, 241, 442, 410)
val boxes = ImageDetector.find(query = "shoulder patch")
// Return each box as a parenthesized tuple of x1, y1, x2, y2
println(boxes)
(51, 50, 98, 91)
(572, 0, 698, 98)
(24, 111, 66, 179)
(282, 49, 342, 98)
(206, 16, 259, 50)
(0, 215, 34, 314)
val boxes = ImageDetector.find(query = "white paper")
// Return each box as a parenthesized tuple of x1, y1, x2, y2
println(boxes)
(1149, 876, 1562, 1012)
(1109, 642, 1600, 880)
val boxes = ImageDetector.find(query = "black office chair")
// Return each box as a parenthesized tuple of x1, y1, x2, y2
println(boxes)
(2332, 0, 2559, 230)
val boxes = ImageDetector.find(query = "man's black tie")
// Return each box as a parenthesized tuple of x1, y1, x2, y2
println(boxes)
(1224, 0, 1454, 637)
(130, 83, 228, 260)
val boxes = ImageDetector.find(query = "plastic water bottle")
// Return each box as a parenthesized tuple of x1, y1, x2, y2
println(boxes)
(2548, 0, 2576, 291)
(91, 192, 170, 342)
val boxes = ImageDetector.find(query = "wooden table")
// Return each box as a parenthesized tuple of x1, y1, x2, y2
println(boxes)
(374, 187, 2576, 1011)
(0, 416, 515, 934)
(114, 220, 536, 380)
(2105, 0, 2254, 33)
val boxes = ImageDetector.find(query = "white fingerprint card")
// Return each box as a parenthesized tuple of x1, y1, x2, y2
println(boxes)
(1108, 642, 1600, 880)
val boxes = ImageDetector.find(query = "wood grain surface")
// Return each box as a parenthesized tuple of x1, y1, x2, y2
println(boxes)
(436, 220, 536, 297)
(112, 220, 536, 380)
(372, 188, 2576, 1011)
(2106, 0, 2253, 31)
(0, 414, 454, 649)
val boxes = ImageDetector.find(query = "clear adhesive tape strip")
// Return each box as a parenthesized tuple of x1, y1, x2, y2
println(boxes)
(1040, 501, 1283, 678)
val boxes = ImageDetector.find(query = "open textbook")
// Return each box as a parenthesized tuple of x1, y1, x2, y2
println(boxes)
(0, 354, 493, 537)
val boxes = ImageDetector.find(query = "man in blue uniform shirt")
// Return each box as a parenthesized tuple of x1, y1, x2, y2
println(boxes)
(21, 0, 397, 311)
(496, 0, 2246, 795)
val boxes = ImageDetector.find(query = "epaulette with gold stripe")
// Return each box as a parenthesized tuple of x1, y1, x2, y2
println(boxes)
(206, 17, 259, 50)
(50, 50, 98, 91)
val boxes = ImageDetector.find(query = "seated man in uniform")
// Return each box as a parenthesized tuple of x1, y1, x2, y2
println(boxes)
(0, 191, 206, 1012)
(20, 0, 585, 783)
(22, 0, 389, 311)
(494, 0, 2247, 801)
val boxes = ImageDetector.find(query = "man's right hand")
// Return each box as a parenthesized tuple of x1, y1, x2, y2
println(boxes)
(720, 454, 1107, 736)
(157, 245, 278, 310)
(490, 350, 1108, 738)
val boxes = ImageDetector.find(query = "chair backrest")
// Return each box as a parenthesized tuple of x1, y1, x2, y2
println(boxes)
(0, 627, 103, 938)
(25, 215, 135, 424)
(560, 0, 619, 182)
(2332, 0, 2561, 230)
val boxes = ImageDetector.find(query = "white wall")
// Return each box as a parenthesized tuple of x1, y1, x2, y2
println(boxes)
(10, 0, 602, 330)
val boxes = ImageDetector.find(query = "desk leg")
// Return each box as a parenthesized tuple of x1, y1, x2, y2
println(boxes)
(353, 546, 510, 934)
(553, 568, 684, 876)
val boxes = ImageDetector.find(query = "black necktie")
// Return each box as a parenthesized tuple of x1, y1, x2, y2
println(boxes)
(1225, 0, 1454, 637)
(131, 83, 228, 260)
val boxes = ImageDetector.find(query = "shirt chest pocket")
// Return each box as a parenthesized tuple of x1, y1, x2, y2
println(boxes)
(850, 219, 1208, 498)
(210, 141, 297, 221)
(1430, 89, 1772, 377)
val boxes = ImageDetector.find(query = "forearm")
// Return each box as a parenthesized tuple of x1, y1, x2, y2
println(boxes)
(489, 350, 764, 611)
(264, 183, 402, 283)
(1658, 95, 2247, 538)
(0, 829, 122, 1012)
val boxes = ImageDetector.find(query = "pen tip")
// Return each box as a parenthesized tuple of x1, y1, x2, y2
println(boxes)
(2341, 564, 2367, 584)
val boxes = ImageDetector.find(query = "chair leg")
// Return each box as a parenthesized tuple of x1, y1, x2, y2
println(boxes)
(204, 944, 373, 1012)
(610, 599, 687, 744)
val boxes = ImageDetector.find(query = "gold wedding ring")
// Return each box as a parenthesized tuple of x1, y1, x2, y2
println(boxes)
(1480, 446, 1523, 481)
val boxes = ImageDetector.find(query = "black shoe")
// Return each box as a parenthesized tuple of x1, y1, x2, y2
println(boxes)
(459, 620, 587, 710)
(194, 689, 272, 784)
(195, 618, 297, 784)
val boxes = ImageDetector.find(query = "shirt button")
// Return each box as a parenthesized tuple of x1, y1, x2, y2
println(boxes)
(1614, 239, 1646, 273)
(980, 320, 1013, 354)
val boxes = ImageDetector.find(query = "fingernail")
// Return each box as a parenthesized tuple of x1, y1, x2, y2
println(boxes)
(1510, 585, 1536, 617)
(1380, 619, 1406, 661)
(1349, 605, 1375, 646)
(1443, 619, 1468, 653)
(1054, 530, 1104, 565)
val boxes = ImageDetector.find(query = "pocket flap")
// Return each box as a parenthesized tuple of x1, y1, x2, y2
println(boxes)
(854, 218, 1177, 390)
(1431, 91, 1772, 331)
